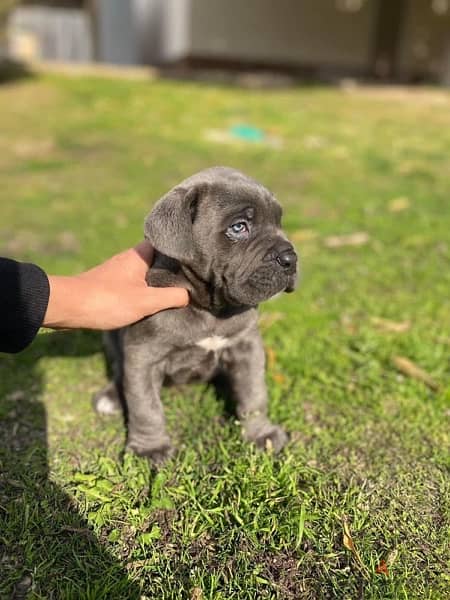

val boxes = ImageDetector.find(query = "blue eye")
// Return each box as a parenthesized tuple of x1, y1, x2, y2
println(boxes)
(226, 221, 250, 240)
(231, 222, 248, 234)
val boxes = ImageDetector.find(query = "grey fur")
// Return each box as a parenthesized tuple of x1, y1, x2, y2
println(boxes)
(93, 167, 298, 465)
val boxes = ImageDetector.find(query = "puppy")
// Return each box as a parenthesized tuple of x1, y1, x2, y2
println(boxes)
(94, 167, 298, 465)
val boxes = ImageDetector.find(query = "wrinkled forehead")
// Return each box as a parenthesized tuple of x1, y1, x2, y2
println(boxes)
(204, 181, 282, 224)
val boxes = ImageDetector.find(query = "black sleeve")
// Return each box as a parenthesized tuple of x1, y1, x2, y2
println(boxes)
(0, 258, 50, 353)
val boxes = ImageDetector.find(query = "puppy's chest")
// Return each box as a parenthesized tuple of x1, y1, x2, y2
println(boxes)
(163, 316, 253, 385)
(195, 334, 232, 353)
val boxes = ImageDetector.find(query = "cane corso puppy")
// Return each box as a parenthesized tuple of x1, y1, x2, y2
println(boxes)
(93, 167, 298, 465)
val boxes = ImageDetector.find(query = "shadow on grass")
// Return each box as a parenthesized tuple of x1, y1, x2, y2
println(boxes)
(0, 59, 34, 85)
(0, 331, 141, 599)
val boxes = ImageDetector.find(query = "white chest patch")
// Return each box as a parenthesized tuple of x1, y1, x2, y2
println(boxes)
(196, 335, 231, 353)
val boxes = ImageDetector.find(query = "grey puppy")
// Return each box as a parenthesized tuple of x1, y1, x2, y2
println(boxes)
(93, 167, 298, 465)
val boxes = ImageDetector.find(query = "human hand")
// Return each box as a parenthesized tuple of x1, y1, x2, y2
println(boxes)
(43, 241, 189, 330)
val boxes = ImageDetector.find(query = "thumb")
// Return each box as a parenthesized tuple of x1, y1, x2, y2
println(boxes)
(142, 286, 189, 315)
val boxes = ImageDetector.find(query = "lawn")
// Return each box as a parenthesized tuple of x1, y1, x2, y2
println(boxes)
(0, 72, 449, 599)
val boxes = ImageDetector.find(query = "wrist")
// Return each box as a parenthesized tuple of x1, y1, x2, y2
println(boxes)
(43, 275, 89, 329)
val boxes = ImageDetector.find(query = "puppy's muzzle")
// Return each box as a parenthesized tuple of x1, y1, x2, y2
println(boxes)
(276, 247, 297, 271)
(265, 243, 297, 274)
(269, 242, 298, 293)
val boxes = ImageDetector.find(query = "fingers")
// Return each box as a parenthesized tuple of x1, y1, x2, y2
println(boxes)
(143, 287, 189, 315)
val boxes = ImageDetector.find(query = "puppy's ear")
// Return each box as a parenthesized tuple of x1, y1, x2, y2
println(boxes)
(144, 186, 199, 263)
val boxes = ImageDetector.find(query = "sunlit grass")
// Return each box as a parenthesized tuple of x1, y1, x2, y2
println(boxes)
(0, 74, 449, 599)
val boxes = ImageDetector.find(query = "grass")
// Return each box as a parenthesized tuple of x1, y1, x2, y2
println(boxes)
(0, 73, 449, 599)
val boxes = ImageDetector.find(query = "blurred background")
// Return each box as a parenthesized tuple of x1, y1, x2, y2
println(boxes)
(1, 2, 449, 599)
(2, 0, 450, 85)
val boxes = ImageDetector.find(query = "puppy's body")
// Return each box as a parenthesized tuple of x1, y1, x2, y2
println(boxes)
(94, 167, 297, 464)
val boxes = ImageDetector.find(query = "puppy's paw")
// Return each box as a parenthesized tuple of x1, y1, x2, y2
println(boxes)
(93, 383, 121, 415)
(254, 425, 288, 454)
(127, 441, 174, 467)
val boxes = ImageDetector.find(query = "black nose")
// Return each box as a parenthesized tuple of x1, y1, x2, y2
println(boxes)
(277, 249, 297, 269)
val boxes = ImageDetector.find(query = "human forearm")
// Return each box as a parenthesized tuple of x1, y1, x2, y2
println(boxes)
(43, 243, 189, 330)
(44, 272, 188, 330)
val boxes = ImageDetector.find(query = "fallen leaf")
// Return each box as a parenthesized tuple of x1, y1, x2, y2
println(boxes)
(13, 137, 55, 158)
(258, 312, 284, 330)
(342, 516, 369, 577)
(343, 521, 356, 552)
(375, 560, 389, 576)
(265, 437, 274, 452)
(303, 134, 327, 149)
(340, 314, 358, 335)
(370, 317, 411, 333)
(266, 346, 277, 370)
(291, 229, 318, 243)
(57, 231, 80, 253)
(324, 232, 370, 248)
(386, 548, 398, 567)
(191, 587, 203, 600)
(265, 347, 286, 384)
(126, 559, 151, 571)
(392, 356, 439, 391)
(396, 160, 430, 176)
(388, 196, 410, 212)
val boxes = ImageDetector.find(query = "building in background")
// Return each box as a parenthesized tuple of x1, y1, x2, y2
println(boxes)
(6, 0, 450, 85)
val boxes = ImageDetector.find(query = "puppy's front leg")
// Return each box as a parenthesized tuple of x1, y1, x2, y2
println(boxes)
(124, 355, 172, 466)
(222, 328, 288, 453)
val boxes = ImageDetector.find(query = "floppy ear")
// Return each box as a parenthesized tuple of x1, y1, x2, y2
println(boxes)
(144, 186, 199, 263)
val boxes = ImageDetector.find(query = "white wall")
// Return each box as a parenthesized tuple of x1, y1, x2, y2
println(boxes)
(8, 6, 93, 62)
(96, 0, 137, 64)
(161, 0, 191, 62)
(132, 0, 165, 63)
(132, 0, 191, 64)
(188, 0, 377, 69)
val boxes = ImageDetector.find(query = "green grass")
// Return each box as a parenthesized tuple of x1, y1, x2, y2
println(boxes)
(0, 74, 449, 599)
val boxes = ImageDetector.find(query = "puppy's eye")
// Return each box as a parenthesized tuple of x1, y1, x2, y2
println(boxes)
(227, 221, 250, 240)
(231, 222, 248, 234)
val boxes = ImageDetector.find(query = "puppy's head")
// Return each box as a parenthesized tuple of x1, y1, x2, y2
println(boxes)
(145, 167, 298, 307)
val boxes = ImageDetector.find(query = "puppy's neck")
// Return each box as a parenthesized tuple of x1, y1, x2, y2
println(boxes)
(148, 252, 253, 317)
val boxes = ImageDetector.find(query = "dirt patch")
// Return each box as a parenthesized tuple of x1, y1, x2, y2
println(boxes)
(31, 60, 158, 81)
(12, 137, 56, 159)
(0, 229, 80, 257)
(343, 84, 450, 106)
(257, 550, 304, 599)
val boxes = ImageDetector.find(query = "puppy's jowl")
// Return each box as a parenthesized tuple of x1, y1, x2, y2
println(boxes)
(94, 167, 298, 465)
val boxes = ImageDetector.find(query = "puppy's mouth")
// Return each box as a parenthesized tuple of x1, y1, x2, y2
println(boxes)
(224, 265, 297, 307)
(285, 272, 297, 293)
